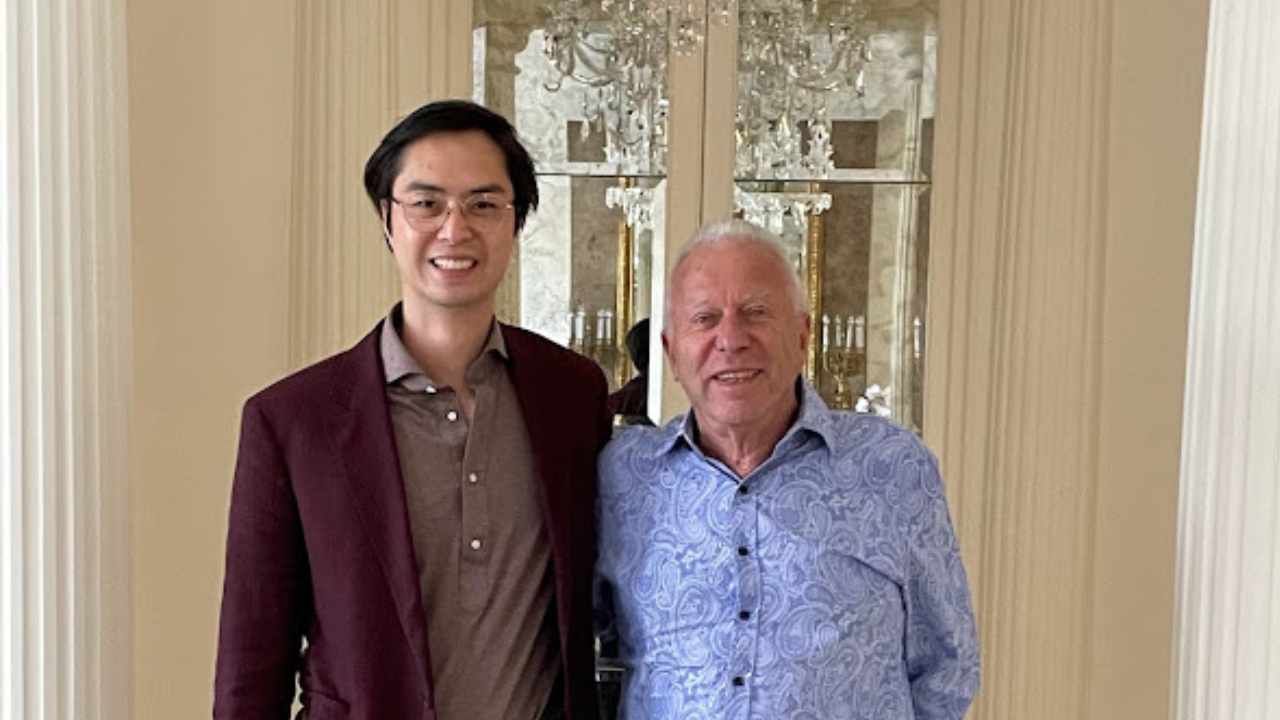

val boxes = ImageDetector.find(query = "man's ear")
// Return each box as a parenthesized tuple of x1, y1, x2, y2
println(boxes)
(380, 201, 394, 251)
(661, 331, 676, 380)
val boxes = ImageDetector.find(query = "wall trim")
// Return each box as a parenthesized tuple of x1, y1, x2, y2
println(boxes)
(929, 1, 1113, 714)
(288, 0, 474, 366)
(0, 0, 133, 717)
(930, 0, 1207, 717)
(1173, 0, 1280, 715)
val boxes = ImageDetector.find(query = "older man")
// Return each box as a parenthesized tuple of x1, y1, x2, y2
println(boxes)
(595, 220, 979, 719)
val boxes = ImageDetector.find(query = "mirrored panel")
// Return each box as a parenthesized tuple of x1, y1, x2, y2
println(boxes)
(732, 0, 935, 430)
(518, 174, 661, 393)
(477, 0, 935, 431)
(475, 0, 670, 399)
(736, 180, 929, 429)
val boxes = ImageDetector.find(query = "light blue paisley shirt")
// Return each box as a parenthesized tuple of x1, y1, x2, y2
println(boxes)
(596, 382, 979, 720)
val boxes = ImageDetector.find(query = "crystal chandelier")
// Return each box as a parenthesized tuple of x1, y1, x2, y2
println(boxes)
(735, 0, 870, 179)
(542, 0, 729, 173)
(542, 0, 870, 177)
(734, 185, 832, 238)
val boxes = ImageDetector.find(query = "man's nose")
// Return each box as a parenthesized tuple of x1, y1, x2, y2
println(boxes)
(715, 314, 749, 352)
(435, 201, 474, 242)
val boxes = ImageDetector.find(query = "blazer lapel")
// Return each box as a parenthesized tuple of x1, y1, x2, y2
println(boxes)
(333, 326, 435, 695)
(502, 328, 571, 569)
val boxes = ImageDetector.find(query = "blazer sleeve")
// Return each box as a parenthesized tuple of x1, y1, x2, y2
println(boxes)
(214, 398, 310, 720)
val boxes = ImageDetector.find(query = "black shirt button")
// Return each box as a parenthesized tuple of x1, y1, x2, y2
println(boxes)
(737, 484, 748, 495)
(738, 610, 751, 620)
(737, 546, 749, 556)
(732, 676, 745, 687)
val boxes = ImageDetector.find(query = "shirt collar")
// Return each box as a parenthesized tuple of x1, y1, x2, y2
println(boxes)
(656, 377, 836, 457)
(379, 302, 508, 387)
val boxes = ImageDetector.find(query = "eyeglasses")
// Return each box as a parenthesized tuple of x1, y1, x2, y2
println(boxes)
(389, 192, 515, 232)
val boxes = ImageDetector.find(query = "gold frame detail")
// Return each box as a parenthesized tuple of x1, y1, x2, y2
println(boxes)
(614, 177, 636, 389)
(804, 181, 826, 385)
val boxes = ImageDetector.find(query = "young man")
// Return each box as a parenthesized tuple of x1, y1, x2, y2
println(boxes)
(596, 220, 980, 719)
(215, 100, 610, 720)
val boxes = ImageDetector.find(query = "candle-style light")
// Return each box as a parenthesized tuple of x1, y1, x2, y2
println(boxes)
(821, 314, 862, 410)
(570, 306, 587, 355)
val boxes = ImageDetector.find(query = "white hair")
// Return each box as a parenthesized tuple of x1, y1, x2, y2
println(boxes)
(664, 219, 808, 330)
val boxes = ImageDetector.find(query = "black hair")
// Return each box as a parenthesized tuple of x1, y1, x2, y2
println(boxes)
(625, 318, 651, 375)
(363, 99, 539, 233)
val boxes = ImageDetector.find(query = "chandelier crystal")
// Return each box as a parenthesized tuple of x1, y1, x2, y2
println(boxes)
(736, 0, 870, 179)
(542, 0, 870, 177)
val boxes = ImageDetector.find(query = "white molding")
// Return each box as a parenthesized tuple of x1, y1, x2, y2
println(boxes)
(0, 0, 133, 717)
(1173, 0, 1280, 716)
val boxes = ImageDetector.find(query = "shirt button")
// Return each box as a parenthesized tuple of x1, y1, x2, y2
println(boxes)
(738, 485, 748, 495)
(738, 610, 751, 621)
(737, 546, 749, 556)
(446, 410, 458, 422)
(468, 472, 479, 484)
(470, 538, 482, 550)
(732, 676, 745, 687)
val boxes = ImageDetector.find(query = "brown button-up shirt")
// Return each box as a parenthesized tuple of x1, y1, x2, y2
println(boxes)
(381, 309, 558, 720)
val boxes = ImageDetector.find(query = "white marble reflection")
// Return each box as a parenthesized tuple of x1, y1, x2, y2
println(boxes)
(514, 29, 570, 166)
(520, 176, 573, 345)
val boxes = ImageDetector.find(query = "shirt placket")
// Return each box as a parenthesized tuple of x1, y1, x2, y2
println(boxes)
(729, 475, 760, 720)
(459, 380, 493, 614)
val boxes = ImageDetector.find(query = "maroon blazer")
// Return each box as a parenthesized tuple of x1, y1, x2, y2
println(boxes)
(214, 320, 610, 720)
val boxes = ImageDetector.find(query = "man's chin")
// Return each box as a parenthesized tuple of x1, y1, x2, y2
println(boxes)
(696, 400, 760, 427)
(412, 285, 497, 313)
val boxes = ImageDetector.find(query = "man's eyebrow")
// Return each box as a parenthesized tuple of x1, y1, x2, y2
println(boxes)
(465, 183, 509, 195)
(399, 181, 509, 196)
(400, 181, 444, 194)
(739, 291, 775, 306)
(683, 301, 719, 315)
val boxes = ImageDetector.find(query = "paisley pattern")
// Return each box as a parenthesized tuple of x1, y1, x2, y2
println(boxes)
(596, 383, 979, 719)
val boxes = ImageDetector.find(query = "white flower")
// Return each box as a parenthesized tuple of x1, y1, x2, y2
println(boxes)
(855, 384, 893, 417)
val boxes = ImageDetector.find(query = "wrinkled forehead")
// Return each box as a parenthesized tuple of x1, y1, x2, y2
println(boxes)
(671, 264, 793, 314)
(675, 244, 791, 293)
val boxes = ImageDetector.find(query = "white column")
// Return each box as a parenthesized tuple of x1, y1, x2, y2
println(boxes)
(1173, 0, 1280, 717)
(0, 1, 132, 720)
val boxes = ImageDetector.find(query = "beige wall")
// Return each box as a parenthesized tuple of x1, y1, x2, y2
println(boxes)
(929, 0, 1209, 717)
(127, 0, 295, 716)
(1093, 0, 1209, 715)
